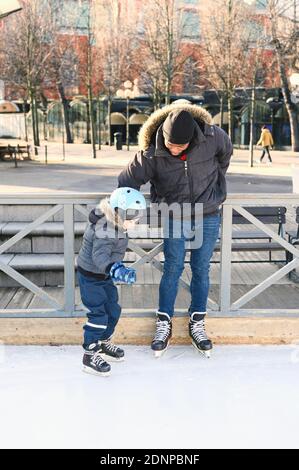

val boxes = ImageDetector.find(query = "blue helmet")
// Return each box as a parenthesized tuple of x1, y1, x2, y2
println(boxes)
(109, 187, 147, 211)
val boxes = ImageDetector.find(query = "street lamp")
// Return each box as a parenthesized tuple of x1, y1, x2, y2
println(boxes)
(124, 80, 136, 151)
(97, 96, 106, 150)
(40, 104, 48, 141)
(116, 80, 139, 151)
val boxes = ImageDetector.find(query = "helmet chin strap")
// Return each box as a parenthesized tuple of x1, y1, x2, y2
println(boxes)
(115, 207, 140, 221)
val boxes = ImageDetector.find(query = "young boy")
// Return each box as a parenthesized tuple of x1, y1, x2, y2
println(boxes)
(77, 187, 146, 376)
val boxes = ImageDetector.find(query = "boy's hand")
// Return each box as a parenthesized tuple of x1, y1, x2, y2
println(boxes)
(110, 262, 136, 284)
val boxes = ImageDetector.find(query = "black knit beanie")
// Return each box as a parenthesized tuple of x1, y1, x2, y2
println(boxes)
(162, 110, 195, 144)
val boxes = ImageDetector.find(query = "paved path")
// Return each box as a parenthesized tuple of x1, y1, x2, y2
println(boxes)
(0, 143, 297, 193)
(0, 345, 298, 449)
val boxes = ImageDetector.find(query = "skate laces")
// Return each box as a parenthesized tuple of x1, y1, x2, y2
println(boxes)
(91, 350, 107, 367)
(190, 318, 208, 343)
(154, 319, 171, 342)
(102, 339, 119, 354)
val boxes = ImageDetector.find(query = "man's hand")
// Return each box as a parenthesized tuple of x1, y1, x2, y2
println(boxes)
(110, 262, 136, 284)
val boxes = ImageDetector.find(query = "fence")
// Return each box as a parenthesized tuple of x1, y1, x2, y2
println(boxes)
(0, 193, 299, 318)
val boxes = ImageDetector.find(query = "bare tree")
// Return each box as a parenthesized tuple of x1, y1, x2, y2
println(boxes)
(234, 7, 278, 165)
(201, 0, 255, 141)
(81, 0, 98, 158)
(94, 0, 138, 145)
(140, 0, 188, 106)
(181, 57, 203, 95)
(46, 1, 83, 144)
(0, 0, 54, 146)
(266, 0, 299, 151)
(245, 44, 271, 167)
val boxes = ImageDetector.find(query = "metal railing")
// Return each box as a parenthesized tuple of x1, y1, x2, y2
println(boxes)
(0, 193, 299, 318)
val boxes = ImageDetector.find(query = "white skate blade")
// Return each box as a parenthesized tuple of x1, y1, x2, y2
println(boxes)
(199, 350, 211, 359)
(153, 345, 169, 358)
(82, 365, 111, 377)
(100, 354, 125, 363)
(192, 341, 211, 359)
(154, 350, 164, 358)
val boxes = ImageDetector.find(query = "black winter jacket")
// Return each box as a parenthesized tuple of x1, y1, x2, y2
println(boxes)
(118, 104, 233, 215)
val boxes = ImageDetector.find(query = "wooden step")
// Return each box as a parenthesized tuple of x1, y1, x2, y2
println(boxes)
(2, 315, 299, 345)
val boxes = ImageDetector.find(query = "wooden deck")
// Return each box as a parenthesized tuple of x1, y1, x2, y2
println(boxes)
(1, 256, 298, 312)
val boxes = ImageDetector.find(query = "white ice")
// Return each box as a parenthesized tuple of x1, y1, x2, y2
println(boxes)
(0, 345, 299, 449)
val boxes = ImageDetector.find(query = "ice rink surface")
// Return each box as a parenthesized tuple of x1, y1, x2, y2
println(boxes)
(0, 345, 299, 449)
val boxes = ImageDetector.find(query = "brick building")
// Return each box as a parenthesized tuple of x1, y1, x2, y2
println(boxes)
(1, 0, 294, 147)
(0, 0, 275, 100)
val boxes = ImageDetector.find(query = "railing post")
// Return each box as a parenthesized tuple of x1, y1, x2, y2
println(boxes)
(220, 204, 233, 315)
(64, 204, 75, 316)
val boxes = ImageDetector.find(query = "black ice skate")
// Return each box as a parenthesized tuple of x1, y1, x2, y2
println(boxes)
(151, 312, 172, 358)
(189, 312, 212, 358)
(82, 343, 111, 376)
(101, 337, 125, 362)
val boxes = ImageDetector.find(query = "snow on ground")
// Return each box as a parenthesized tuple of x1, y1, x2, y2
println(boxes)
(0, 345, 299, 449)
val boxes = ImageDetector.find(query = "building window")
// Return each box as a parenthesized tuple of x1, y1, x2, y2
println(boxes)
(51, 0, 90, 34)
(255, 68, 266, 85)
(183, 58, 200, 94)
(181, 10, 200, 41)
(247, 19, 264, 38)
(256, 0, 268, 10)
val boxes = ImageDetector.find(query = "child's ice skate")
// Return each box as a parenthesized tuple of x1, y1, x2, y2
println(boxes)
(101, 337, 125, 362)
(83, 343, 111, 376)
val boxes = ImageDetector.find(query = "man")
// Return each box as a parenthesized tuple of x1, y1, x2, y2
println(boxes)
(257, 125, 274, 164)
(118, 104, 233, 357)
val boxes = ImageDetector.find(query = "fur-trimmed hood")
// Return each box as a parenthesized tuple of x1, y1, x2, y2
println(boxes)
(138, 104, 213, 151)
(95, 198, 125, 231)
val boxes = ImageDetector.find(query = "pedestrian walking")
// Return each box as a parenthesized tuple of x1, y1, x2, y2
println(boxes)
(257, 125, 274, 164)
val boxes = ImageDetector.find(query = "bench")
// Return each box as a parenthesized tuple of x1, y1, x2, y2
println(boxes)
(143, 206, 287, 263)
(0, 143, 31, 164)
(229, 206, 286, 263)
(286, 207, 299, 281)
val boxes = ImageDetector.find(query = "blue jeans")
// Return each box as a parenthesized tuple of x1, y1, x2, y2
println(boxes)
(78, 272, 121, 346)
(159, 214, 221, 317)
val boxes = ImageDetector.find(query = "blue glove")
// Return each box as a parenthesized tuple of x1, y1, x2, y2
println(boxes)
(110, 262, 136, 284)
